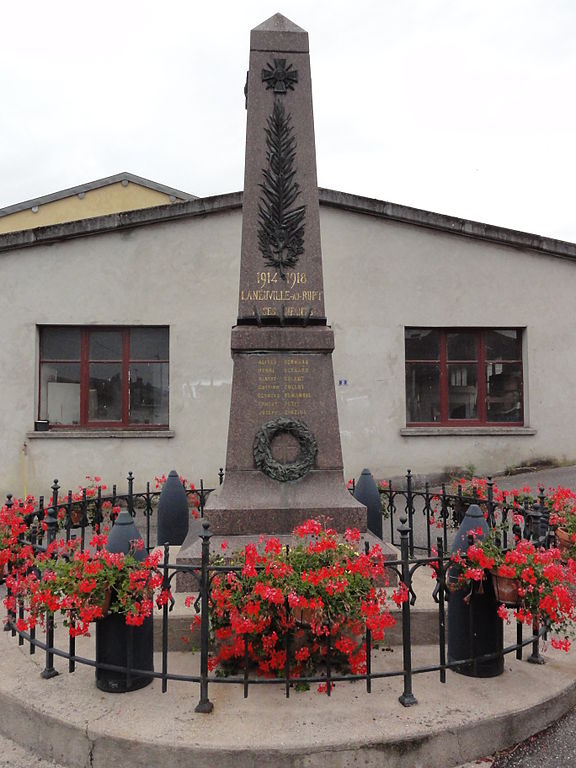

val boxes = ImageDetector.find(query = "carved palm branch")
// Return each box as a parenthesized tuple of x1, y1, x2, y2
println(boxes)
(258, 99, 306, 279)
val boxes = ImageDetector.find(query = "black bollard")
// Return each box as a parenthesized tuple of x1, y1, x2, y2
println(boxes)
(447, 504, 503, 678)
(96, 509, 154, 692)
(353, 468, 383, 539)
(157, 470, 189, 546)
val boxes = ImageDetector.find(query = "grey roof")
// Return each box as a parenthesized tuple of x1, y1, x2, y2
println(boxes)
(0, 186, 575, 264)
(0, 172, 196, 218)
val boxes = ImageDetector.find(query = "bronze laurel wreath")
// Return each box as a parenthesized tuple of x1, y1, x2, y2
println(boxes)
(253, 417, 317, 483)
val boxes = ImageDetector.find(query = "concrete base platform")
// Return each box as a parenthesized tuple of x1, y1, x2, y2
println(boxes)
(1, 624, 575, 768)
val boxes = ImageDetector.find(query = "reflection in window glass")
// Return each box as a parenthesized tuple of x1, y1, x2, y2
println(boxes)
(404, 327, 524, 426)
(41, 363, 81, 423)
(448, 364, 477, 419)
(38, 326, 169, 428)
(89, 332, 123, 361)
(405, 329, 439, 361)
(129, 363, 169, 424)
(41, 328, 81, 360)
(130, 328, 169, 360)
(447, 333, 476, 361)
(405, 364, 441, 422)
(88, 363, 123, 421)
(486, 363, 523, 422)
(486, 330, 521, 361)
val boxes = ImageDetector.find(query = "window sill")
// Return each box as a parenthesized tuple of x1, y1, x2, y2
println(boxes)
(26, 430, 175, 440)
(400, 427, 536, 437)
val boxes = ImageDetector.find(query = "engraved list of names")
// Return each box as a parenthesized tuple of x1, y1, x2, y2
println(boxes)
(256, 355, 312, 419)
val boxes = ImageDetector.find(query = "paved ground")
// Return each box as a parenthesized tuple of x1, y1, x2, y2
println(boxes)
(491, 707, 576, 767)
(0, 734, 61, 767)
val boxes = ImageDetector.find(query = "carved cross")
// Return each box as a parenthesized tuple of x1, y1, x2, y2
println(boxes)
(261, 59, 298, 93)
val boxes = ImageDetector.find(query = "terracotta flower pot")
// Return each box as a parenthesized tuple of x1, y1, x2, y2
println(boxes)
(490, 571, 521, 607)
(91, 587, 112, 619)
(556, 527, 574, 561)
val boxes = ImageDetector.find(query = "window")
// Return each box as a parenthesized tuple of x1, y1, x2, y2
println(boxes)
(405, 328, 523, 426)
(38, 327, 169, 428)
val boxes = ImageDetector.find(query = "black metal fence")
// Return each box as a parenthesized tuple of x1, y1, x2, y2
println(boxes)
(368, 470, 552, 557)
(1, 471, 553, 712)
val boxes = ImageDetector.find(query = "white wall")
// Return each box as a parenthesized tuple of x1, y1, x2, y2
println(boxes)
(1, 204, 575, 499)
(322, 207, 575, 480)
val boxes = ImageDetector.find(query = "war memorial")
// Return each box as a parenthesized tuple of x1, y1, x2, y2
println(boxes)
(0, 14, 576, 768)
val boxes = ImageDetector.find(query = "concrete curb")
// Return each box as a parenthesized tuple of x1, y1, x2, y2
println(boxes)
(1, 626, 575, 768)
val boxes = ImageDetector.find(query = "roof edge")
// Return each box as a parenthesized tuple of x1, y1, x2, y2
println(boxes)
(0, 186, 575, 262)
(0, 172, 197, 218)
(0, 192, 242, 250)
(319, 188, 576, 261)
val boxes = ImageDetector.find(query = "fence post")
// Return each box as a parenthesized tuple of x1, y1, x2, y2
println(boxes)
(440, 483, 449, 551)
(94, 485, 103, 532)
(198, 480, 207, 518)
(195, 521, 214, 713)
(405, 470, 415, 557)
(527, 618, 545, 665)
(398, 515, 417, 706)
(424, 482, 432, 556)
(538, 486, 548, 543)
(387, 479, 395, 545)
(161, 543, 171, 693)
(487, 477, 495, 528)
(127, 472, 135, 516)
(436, 537, 447, 684)
(41, 480, 60, 679)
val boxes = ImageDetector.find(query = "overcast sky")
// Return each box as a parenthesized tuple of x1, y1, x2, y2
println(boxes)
(1, 0, 575, 242)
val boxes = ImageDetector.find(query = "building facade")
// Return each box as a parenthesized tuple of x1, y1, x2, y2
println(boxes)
(1, 187, 575, 498)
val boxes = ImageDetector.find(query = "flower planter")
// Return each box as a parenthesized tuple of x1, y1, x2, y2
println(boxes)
(556, 527, 574, 561)
(95, 612, 154, 693)
(93, 587, 112, 619)
(490, 571, 521, 607)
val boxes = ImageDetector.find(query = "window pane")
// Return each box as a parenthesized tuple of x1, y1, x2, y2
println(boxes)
(447, 333, 476, 361)
(405, 364, 440, 422)
(41, 328, 81, 360)
(448, 364, 478, 419)
(405, 329, 439, 361)
(40, 363, 81, 423)
(486, 363, 523, 422)
(486, 330, 521, 361)
(130, 328, 169, 360)
(89, 332, 123, 360)
(129, 363, 169, 424)
(88, 363, 122, 421)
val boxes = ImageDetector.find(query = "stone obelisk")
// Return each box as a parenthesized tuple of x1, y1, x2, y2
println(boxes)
(201, 12, 366, 540)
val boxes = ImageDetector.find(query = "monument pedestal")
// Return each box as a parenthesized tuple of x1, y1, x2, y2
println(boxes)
(204, 325, 366, 533)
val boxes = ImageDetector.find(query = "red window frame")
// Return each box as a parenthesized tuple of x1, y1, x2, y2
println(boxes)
(38, 326, 169, 430)
(405, 328, 523, 427)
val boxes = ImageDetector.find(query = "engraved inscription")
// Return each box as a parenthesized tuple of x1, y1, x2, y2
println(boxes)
(256, 355, 312, 419)
(240, 270, 322, 318)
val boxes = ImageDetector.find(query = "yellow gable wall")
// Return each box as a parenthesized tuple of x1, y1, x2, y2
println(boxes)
(0, 182, 181, 234)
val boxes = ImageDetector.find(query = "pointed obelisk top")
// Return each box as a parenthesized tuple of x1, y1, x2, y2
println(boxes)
(251, 12, 309, 52)
(239, 11, 324, 323)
